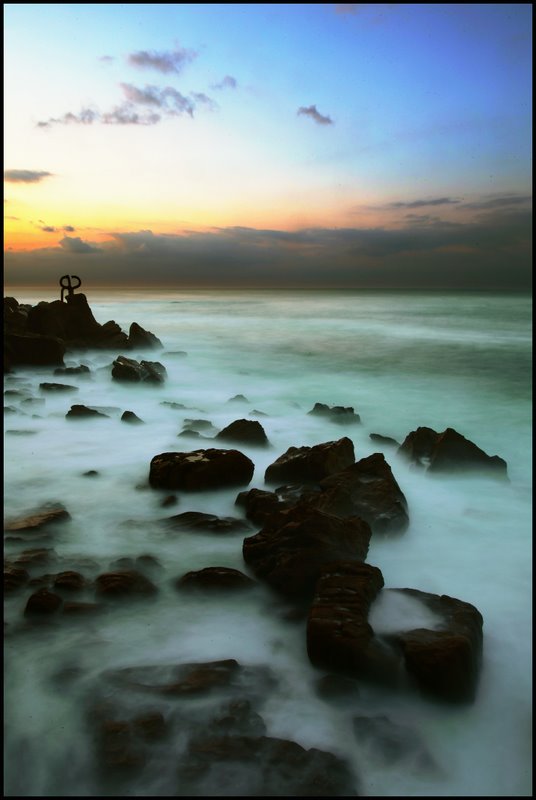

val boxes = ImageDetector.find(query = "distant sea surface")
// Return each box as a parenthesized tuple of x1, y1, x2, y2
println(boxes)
(4, 288, 532, 796)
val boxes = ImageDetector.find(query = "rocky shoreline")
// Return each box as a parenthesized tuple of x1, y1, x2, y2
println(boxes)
(4, 292, 509, 795)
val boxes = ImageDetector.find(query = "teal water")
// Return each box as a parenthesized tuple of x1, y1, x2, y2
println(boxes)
(4, 289, 532, 796)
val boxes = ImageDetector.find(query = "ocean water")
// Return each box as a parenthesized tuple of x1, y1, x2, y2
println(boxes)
(3, 288, 532, 796)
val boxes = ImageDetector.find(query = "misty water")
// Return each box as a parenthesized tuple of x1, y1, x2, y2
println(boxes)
(4, 288, 532, 796)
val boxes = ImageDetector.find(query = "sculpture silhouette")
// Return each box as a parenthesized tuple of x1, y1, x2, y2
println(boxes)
(60, 274, 81, 303)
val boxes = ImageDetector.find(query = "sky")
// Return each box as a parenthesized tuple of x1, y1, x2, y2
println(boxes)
(3, 3, 532, 289)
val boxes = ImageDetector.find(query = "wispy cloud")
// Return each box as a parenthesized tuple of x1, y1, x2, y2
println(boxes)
(334, 4, 360, 14)
(211, 75, 238, 90)
(297, 105, 334, 125)
(127, 46, 196, 75)
(59, 236, 99, 254)
(460, 193, 532, 211)
(387, 197, 460, 209)
(4, 169, 53, 183)
(120, 83, 195, 116)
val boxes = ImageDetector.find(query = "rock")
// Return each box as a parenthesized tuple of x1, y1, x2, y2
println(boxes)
(4, 503, 71, 533)
(313, 452, 409, 534)
(308, 402, 361, 424)
(24, 587, 63, 615)
(398, 426, 508, 479)
(66, 404, 109, 419)
(183, 418, 216, 432)
(178, 734, 357, 797)
(107, 658, 243, 696)
(175, 567, 256, 592)
(306, 561, 400, 684)
(314, 673, 361, 701)
(121, 410, 144, 424)
(95, 570, 158, 597)
(54, 364, 91, 376)
(126, 322, 163, 350)
(243, 506, 372, 602)
(264, 437, 355, 485)
(227, 394, 249, 403)
(369, 433, 400, 447)
(4, 565, 30, 592)
(160, 494, 177, 507)
(389, 588, 484, 703)
(39, 382, 79, 392)
(5, 331, 66, 367)
(161, 511, 251, 534)
(62, 601, 101, 615)
(112, 356, 167, 384)
(235, 487, 300, 526)
(83, 469, 100, 477)
(352, 714, 438, 771)
(52, 570, 87, 591)
(215, 418, 269, 446)
(149, 449, 255, 492)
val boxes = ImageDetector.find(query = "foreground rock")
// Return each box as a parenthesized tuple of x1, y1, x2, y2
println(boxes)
(149, 449, 255, 491)
(264, 437, 355, 485)
(242, 505, 371, 602)
(5, 331, 66, 369)
(398, 426, 508, 479)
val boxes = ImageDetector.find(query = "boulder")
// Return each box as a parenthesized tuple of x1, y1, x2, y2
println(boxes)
(4, 565, 30, 592)
(24, 587, 63, 615)
(264, 437, 355, 485)
(161, 511, 251, 534)
(175, 567, 256, 592)
(397, 426, 440, 467)
(66, 404, 109, 419)
(215, 418, 269, 446)
(39, 382, 79, 393)
(121, 410, 144, 424)
(126, 322, 163, 350)
(52, 570, 87, 591)
(235, 487, 301, 526)
(242, 505, 371, 601)
(95, 570, 158, 597)
(4, 331, 66, 367)
(308, 402, 361, 424)
(149, 449, 255, 492)
(398, 426, 508, 479)
(4, 503, 71, 534)
(54, 364, 91, 376)
(307, 561, 400, 684)
(112, 356, 167, 384)
(313, 452, 409, 534)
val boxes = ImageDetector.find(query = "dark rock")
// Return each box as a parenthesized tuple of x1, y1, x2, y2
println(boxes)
(66, 404, 109, 419)
(112, 356, 167, 384)
(126, 322, 163, 350)
(83, 469, 100, 477)
(315, 673, 361, 701)
(183, 418, 216, 432)
(161, 510, 251, 534)
(4, 565, 30, 592)
(4, 503, 71, 533)
(227, 394, 249, 403)
(243, 506, 372, 601)
(235, 487, 299, 526)
(39, 382, 79, 392)
(121, 410, 144, 424)
(389, 588, 484, 703)
(397, 426, 442, 467)
(216, 418, 269, 446)
(161, 401, 188, 410)
(352, 714, 438, 771)
(24, 587, 63, 615)
(178, 734, 357, 797)
(107, 658, 243, 696)
(5, 331, 66, 367)
(52, 570, 87, 591)
(175, 567, 256, 592)
(149, 449, 255, 492)
(54, 364, 91, 376)
(62, 601, 101, 615)
(369, 433, 400, 447)
(398, 426, 508, 479)
(308, 402, 361, 424)
(160, 494, 177, 507)
(313, 452, 409, 534)
(14, 548, 58, 567)
(95, 570, 158, 597)
(265, 437, 355, 485)
(307, 561, 400, 685)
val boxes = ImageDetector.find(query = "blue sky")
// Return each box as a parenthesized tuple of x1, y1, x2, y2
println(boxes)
(4, 3, 532, 288)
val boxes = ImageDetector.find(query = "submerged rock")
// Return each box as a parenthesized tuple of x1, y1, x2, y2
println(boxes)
(24, 587, 63, 616)
(95, 570, 158, 598)
(308, 402, 361, 424)
(66, 404, 109, 419)
(175, 567, 256, 592)
(4, 503, 71, 534)
(161, 510, 251, 534)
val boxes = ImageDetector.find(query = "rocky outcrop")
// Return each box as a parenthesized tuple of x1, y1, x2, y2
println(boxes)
(398, 426, 508, 479)
(121, 410, 145, 424)
(4, 503, 71, 534)
(242, 505, 371, 601)
(95, 570, 158, 597)
(264, 437, 355, 485)
(215, 418, 269, 446)
(112, 356, 167, 384)
(126, 322, 162, 350)
(66, 404, 110, 419)
(4, 331, 66, 369)
(308, 402, 361, 424)
(149, 449, 255, 492)
(161, 511, 251, 534)
(24, 587, 63, 615)
(175, 567, 256, 592)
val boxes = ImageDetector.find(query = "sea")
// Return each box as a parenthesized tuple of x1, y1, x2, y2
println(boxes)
(3, 288, 532, 797)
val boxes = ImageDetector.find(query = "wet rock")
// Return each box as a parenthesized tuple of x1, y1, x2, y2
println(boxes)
(265, 437, 355, 485)
(24, 587, 63, 615)
(39, 382, 79, 392)
(398, 426, 508, 479)
(161, 510, 251, 534)
(315, 673, 361, 702)
(178, 734, 357, 797)
(149, 449, 255, 492)
(389, 588, 484, 703)
(369, 433, 400, 447)
(398, 426, 444, 467)
(83, 469, 100, 477)
(13, 548, 58, 567)
(182, 418, 216, 433)
(308, 402, 361, 424)
(160, 494, 178, 507)
(215, 418, 269, 446)
(112, 355, 167, 384)
(313, 452, 409, 534)
(54, 364, 91, 376)
(4, 565, 30, 592)
(121, 410, 144, 424)
(235, 487, 301, 526)
(126, 322, 163, 350)
(243, 506, 371, 602)
(95, 570, 158, 598)
(227, 394, 249, 403)
(62, 601, 101, 615)
(4, 503, 71, 534)
(352, 714, 438, 771)
(307, 561, 400, 684)
(66, 404, 110, 419)
(52, 570, 87, 591)
(5, 331, 66, 367)
(175, 567, 257, 592)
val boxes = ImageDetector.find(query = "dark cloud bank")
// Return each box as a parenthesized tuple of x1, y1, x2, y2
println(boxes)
(5, 207, 531, 290)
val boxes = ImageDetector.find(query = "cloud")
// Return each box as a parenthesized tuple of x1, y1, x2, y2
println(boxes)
(334, 4, 360, 13)
(41, 226, 57, 233)
(59, 236, 99, 254)
(63, 225, 76, 232)
(191, 92, 218, 111)
(388, 197, 460, 209)
(4, 169, 53, 183)
(99, 55, 114, 63)
(6, 206, 531, 291)
(120, 83, 195, 116)
(297, 105, 334, 125)
(211, 75, 238, 90)
(460, 193, 532, 211)
(127, 46, 196, 75)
